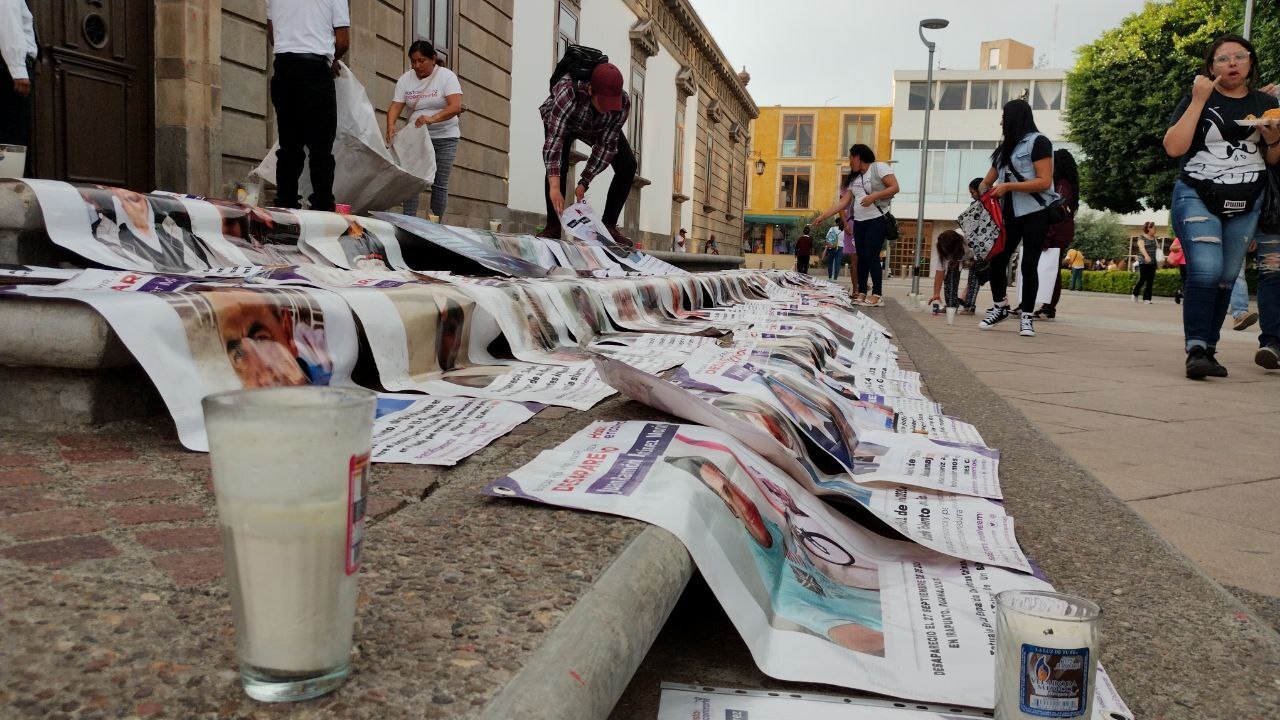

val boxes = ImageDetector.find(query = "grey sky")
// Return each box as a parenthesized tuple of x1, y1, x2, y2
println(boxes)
(688, 0, 1155, 107)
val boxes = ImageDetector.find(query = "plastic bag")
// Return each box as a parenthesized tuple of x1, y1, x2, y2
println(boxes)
(252, 62, 433, 214)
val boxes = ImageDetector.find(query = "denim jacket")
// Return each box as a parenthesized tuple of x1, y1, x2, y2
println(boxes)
(997, 132, 1060, 218)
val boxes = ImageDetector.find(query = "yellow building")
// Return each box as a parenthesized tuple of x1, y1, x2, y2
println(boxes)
(744, 105, 893, 265)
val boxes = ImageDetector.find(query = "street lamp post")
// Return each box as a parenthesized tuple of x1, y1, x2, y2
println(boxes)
(911, 18, 949, 298)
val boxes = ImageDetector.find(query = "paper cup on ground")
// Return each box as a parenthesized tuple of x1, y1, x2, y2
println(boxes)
(203, 387, 377, 703)
(946, 307, 957, 325)
(995, 590, 1100, 720)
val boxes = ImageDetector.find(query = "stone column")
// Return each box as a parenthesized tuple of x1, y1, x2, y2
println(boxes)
(154, 0, 223, 196)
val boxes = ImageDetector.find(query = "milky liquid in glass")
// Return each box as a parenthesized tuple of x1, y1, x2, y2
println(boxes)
(204, 387, 375, 703)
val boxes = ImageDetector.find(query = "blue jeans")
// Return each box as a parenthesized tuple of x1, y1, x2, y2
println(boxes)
(1069, 266, 1084, 290)
(1229, 265, 1250, 317)
(1258, 231, 1280, 348)
(853, 215, 888, 295)
(826, 247, 843, 279)
(1170, 179, 1260, 351)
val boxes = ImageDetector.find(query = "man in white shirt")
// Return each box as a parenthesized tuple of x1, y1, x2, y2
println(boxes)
(267, 0, 350, 211)
(0, 0, 38, 157)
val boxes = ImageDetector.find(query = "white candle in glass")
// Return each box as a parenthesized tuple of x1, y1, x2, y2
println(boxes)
(995, 590, 1100, 720)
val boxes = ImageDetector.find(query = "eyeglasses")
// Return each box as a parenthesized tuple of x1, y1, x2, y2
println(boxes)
(1213, 51, 1251, 65)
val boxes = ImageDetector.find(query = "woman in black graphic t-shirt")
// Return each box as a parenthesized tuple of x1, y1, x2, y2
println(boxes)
(1164, 34, 1280, 379)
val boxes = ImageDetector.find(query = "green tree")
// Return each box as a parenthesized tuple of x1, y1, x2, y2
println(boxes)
(1064, 0, 1279, 213)
(1072, 210, 1129, 263)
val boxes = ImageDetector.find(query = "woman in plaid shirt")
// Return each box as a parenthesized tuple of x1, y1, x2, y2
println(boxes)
(539, 62, 636, 248)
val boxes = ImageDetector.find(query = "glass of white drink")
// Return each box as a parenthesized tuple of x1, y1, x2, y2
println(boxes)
(203, 387, 377, 703)
(994, 590, 1101, 720)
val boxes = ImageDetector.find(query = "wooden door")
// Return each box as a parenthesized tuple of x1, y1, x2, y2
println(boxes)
(31, 0, 154, 189)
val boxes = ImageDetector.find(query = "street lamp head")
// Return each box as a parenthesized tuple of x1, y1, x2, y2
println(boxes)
(920, 18, 949, 30)
(754, 158, 766, 176)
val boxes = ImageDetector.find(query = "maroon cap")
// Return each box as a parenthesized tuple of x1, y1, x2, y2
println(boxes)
(590, 63, 625, 112)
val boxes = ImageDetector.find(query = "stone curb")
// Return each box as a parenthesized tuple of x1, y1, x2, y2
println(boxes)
(479, 526, 694, 720)
(881, 299, 1280, 718)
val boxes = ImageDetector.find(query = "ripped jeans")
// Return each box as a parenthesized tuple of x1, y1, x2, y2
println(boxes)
(1170, 180, 1261, 352)
(1258, 231, 1280, 349)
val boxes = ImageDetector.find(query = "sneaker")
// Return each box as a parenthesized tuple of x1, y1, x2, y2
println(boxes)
(1233, 311, 1259, 331)
(863, 294, 884, 307)
(1174, 290, 1182, 305)
(979, 305, 1010, 329)
(1205, 350, 1229, 377)
(1019, 312, 1035, 337)
(1142, 299, 1152, 305)
(1131, 294, 1139, 303)
(1032, 305, 1056, 320)
(960, 306, 977, 315)
(1186, 347, 1216, 379)
(1256, 343, 1280, 370)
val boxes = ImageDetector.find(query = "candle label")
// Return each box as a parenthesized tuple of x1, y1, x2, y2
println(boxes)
(346, 451, 370, 575)
(1019, 644, 1089, 717)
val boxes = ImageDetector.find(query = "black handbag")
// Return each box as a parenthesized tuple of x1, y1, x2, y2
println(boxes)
(1007, 166, 1070, 224)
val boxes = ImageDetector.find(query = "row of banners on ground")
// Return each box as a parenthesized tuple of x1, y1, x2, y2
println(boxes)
(0, 181, 1130, 716)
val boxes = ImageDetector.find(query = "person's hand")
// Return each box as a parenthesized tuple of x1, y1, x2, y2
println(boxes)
(1260, 83, 1277, 97)
(927, 294, 941, 305)
(385, 126, 396, 146)
(13, 78, 30, 97)
(989, 184, 1011, 198)
(859, 195, 875, 207)
(414, 116, 433, 128)
(331, 60, 342, 78)
(1191, 74, 1219, 103)
(1260, 121, 1280, 147)
(549, 180, 565, 216)
(574, 183, 586, 204)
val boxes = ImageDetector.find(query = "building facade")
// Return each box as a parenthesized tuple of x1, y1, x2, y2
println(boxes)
(888, 41, 1166, 274)
(26, 0, 753, 254)
(743, 105, 892, 263)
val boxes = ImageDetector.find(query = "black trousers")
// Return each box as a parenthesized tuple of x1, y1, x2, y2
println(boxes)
(0, 58, 34, 154)
(1133, 262, 1156, 301)
(271, 54, 337, 211)
(796, 253, 810, 274)
(988, 208, 1049, 314)
(543, 134, 637, 232)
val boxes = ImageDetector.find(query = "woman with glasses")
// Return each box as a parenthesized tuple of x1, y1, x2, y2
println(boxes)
(1164, 34, 1280, 379)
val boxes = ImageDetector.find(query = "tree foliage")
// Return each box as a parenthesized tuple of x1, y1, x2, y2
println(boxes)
(1072, 210, 1130, 262)
(1065, 0, 1280, 214)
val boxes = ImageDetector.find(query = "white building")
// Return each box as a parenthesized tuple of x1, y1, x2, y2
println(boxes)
(507, 0, 757, 253)
(887, 51, 1168, 273)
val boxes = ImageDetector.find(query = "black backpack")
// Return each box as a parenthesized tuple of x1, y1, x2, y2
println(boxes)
(550, 44, 608, 90)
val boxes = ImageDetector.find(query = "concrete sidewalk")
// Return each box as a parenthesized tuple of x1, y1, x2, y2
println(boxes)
(885, 276, 1280, 620)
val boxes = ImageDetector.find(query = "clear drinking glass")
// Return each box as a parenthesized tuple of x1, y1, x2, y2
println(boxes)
(995, 590, 1101, 719)
(203, 387, 377, 703)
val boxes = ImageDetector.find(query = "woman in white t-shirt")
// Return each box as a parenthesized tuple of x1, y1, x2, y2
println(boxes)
(812, 144, 899, 306)
(386, 40, 463, 219)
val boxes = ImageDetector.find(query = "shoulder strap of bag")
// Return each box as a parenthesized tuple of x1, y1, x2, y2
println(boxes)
(865, 163, 891, 216)
(1005, 165, 1050, 208)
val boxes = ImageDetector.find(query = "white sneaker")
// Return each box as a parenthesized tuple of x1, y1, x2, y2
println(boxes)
(1131, 295, 1139, 303)
(1143, 300, 1152, 304)
(1019, 312, 1035, 337)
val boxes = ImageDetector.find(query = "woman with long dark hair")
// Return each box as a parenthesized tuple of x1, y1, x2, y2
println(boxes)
(1033, 149, 1080, 319)
(976, 99, 1058, 337)
(813, 144, 900, 307)
(1164, 34, 1279, 378)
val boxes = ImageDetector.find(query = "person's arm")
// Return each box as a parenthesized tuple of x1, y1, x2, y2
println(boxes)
(579, 100, 628, 190)
(977, 166, 998, 195)
(928, 269, 944, 304)
(991, 156, 1052, 197)
(1164, 77, 1216, 157)
(386, 101, 406, 144)
(332, 27, 350, 75)
(541, 79, 578, 215)
(418, 93, 463, 126)
(813, 190, 854, 224)
(0, 0, 29, 92)
(861, 167, 899, 207)
(1139, 239, 1152, 262)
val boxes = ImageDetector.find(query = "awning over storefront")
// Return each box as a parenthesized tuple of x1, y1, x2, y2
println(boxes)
(744, 214, 804, 225)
